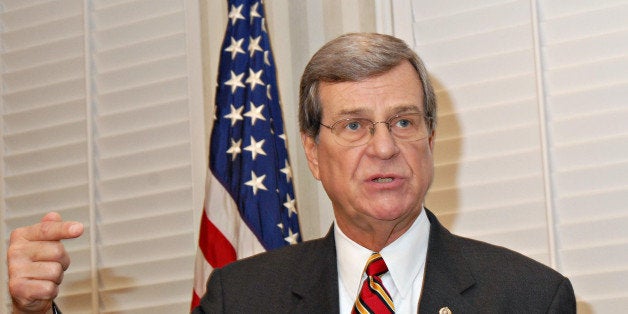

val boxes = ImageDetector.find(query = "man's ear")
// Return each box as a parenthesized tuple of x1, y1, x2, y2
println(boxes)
(428, 130, 436, 152)
(301, 133, 320, 180)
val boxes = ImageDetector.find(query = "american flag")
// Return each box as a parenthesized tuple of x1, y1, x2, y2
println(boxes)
(191, 0, 301, 308)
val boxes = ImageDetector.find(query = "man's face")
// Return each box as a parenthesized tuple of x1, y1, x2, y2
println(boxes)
(302, 60, 435, 238)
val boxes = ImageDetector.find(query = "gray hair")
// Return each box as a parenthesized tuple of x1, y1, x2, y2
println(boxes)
(298, 32, 437, 138)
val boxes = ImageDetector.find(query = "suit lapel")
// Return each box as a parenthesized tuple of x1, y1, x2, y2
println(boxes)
(291, 226, 340, 314)
(419, 209, 476, 313)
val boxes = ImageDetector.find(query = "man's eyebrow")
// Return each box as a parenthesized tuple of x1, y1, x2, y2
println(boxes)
(331, 108, 368, 118)
(329, 104, 422, 119)
(329, 108, 368, 119)
(392, 104, 423, 114)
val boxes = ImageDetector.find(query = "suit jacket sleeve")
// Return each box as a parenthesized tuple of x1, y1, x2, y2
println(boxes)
(547, 277, 576, 313)
(191, 269, 223, 314)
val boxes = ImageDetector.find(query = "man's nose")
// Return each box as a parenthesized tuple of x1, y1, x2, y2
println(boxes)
(366, 123, 399, 159)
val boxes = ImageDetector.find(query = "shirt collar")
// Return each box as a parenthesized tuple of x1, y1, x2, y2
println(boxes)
(334, 208, 431, 299)
(380, 209, 430, 298)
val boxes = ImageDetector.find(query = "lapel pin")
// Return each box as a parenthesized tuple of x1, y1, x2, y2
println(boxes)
(439, 307, 452, 314)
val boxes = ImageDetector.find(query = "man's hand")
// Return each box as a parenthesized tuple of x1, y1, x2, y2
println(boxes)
(8, 212, 84, 313)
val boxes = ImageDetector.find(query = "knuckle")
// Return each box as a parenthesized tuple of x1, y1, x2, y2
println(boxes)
(9, 228, 25, 243)
(7, 246, 20, 262)
(7, 262, 25, 277)
(39, 221, 53, 237)
(47, 244, 66, 261)
(49, 262, 65, 280)
(41, 282, 59, 298)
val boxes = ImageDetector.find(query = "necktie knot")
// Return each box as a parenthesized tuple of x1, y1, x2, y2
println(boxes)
(365, 253, 388, 277)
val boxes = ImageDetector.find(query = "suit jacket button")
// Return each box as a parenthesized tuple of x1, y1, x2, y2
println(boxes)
(439, 307, 452, 314)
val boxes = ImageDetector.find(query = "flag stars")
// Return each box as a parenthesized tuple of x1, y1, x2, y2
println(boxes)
(264, 51, 270, 66)
(244, 102, 266, 125)
(245, 171, 267, 195)
(280, 160, 293, 182)
(245, 68, 265, 91)
(224, 70, 245, 93)
(250, 2, 261, 23)
(284, 228, 299, 245)
(226, 138, 242, 161)
(228, 4, 245, 25)
(249, 36, 263, 57)
(283, 194, 297, 217)
(244, 136, 266, 160)
(224, 104, 244, 126)
(224, 37, 245, 59)
(266, 83, 272, 100)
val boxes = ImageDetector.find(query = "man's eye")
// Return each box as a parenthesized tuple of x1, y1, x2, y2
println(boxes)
(396, 118, 412, 128)
(345, 121, 362, 131)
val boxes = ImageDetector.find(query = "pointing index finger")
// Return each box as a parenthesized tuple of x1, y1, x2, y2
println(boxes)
(19, 213, 84, 242)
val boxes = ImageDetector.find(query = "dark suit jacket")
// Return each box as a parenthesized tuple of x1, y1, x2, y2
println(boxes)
(193, 209, 576, 313)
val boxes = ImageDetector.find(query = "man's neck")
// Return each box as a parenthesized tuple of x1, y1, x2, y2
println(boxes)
(335, 210, 421, 251)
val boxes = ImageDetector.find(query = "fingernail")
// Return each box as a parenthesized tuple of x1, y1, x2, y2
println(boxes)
(69, 223, 82, 235)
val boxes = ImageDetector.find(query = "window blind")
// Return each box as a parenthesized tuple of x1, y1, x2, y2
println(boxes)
(1, 0, 205, 312)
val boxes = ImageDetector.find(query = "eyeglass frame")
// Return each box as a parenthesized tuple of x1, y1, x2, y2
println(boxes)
(318, 112, 432, 147)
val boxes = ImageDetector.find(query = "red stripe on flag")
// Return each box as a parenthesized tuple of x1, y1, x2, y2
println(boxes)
(199, 208, 237, 268)
(191, 291, 201, 311)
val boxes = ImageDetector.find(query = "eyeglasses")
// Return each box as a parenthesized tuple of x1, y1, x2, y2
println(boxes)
(319, 113, 430, 147)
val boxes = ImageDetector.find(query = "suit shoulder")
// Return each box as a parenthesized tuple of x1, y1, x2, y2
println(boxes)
(218, 236, 330, 276)
(452, 233, 567, 282)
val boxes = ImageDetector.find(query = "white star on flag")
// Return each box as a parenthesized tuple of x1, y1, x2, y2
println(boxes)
(280, 160, 293, 182)
(224, 37, 245, 59)
(228, 4, 245, 25)
(250, 2, 261, 23)
(264, 51, 270, 66)
(266, 84, 272, 100)
(226, 138, 242, 161)
(244, 102, 266, 125)
(224, 104, 244, 126)
(248, 35, 263, 57)
(245, 68, 265, 91)
(245, 171, 267, 195)
(283, 194, 297, 217)
(284, 228, 299, 245)
(224, 70, 245, 93)
(244, 136, 266, 160)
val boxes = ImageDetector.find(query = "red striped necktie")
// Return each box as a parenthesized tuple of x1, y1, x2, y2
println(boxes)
(352, 253, 395, 314)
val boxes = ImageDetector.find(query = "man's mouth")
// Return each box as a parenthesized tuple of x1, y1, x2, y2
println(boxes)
(372, 177, 393, 183)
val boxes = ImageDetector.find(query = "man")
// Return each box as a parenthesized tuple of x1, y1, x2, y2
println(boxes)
(9, 33, 576, 313)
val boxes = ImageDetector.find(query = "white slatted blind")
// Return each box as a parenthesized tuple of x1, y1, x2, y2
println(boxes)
(540, 1, 628, 311)
(392, 0, 628, 312)
(409, 0, 551, 263)
(1, 1, 90, 313)
(1, 0, 204, 312)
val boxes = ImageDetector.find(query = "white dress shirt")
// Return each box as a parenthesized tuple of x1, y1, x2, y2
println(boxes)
(335, 208, 431, 313)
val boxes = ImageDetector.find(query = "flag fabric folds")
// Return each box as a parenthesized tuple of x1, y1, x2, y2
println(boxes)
(191, 0, 301, 308)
